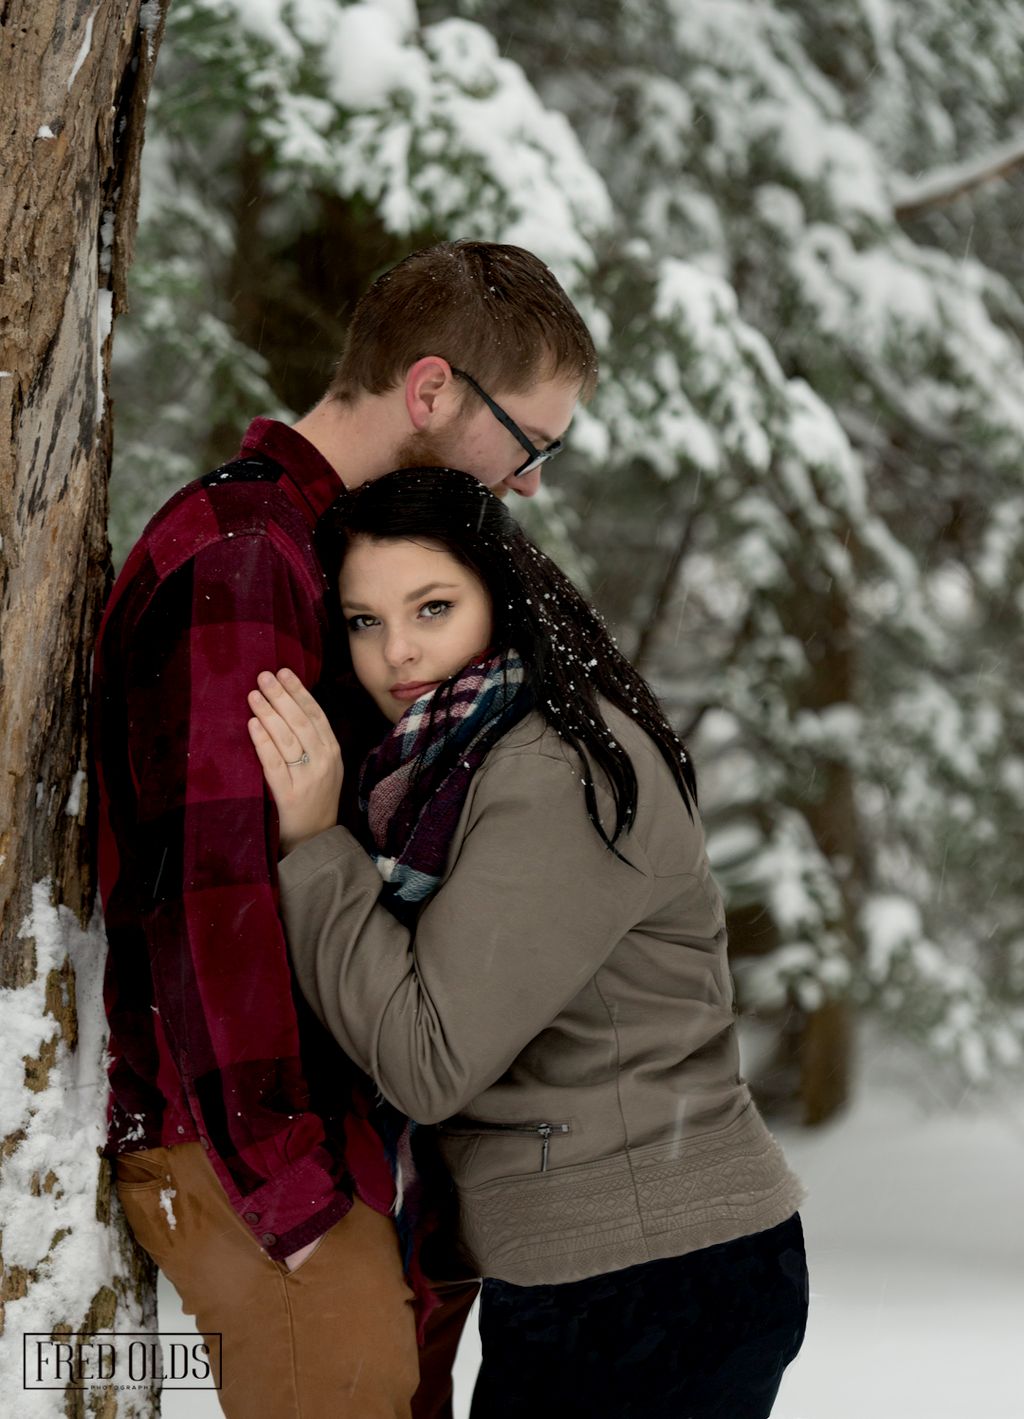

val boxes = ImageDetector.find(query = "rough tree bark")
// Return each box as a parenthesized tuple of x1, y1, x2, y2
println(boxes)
(0, 3, 167, 1413)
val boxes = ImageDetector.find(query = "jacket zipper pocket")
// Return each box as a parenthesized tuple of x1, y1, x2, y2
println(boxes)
(438, 1119, 572, 1173)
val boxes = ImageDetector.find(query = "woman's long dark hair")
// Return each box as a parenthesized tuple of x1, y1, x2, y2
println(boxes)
(316, 467, 698, 855)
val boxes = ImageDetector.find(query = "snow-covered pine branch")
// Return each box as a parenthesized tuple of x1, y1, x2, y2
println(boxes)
(892, 131, 1024, 220)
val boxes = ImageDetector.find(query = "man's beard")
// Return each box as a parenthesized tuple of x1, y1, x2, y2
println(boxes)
(390, 423, 508, 498)
(392, 427, 464, 474)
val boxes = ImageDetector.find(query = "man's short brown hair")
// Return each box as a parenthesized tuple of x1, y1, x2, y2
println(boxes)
(327, 240, 598, 404)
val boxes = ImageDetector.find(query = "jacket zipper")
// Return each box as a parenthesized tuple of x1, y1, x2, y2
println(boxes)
(438, 1119, 572, 1172)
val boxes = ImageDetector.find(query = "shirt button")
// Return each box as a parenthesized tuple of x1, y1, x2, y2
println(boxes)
(261, 1232, 277, 1247)
(244, 1212, 260, 1224)
(199, 1136, 210, 1150)
(176, 1126, 185, 1135)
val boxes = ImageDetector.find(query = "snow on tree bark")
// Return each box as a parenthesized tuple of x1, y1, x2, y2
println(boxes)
(0, 3, 167, 1414)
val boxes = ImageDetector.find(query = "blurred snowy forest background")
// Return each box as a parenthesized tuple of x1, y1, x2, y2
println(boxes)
(110, 0, 1024, 1123)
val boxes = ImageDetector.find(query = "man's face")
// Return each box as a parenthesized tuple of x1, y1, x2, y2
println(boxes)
(394, 371, 579, 501)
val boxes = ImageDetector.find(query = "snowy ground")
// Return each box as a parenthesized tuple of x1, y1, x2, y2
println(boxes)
(158, 1021, 1024, 1417)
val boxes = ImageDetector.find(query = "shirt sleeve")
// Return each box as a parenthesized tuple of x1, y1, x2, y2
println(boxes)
(126, 530, 351, 1259)
(276, 749, 656, 1125)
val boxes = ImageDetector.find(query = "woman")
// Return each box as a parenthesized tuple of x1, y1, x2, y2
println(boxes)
(246, 468, 809, 1418)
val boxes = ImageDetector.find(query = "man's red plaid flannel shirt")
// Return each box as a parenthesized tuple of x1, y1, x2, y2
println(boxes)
(92, 417, 397, 1261)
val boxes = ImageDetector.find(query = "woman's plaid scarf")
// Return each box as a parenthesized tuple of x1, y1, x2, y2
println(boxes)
(355, 645, 533, 1326)
(359, 646, 534, 914)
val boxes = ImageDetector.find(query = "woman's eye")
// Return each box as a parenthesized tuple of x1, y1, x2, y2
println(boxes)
(346, 614, 378, 632)
(421, 600, 453, 620)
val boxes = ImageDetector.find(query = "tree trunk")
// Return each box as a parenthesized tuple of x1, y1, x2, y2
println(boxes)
(783, 549, 864, 1126)
(0, 3, 167, 1412)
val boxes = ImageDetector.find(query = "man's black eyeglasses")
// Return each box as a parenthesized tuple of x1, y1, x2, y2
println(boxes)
(450, 366, 564, 478)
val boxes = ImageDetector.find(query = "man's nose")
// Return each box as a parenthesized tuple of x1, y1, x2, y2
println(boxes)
(505, 466, 542, 498)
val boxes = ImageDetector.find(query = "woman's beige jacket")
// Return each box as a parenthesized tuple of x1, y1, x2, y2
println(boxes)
(277, 698, 806, 1285)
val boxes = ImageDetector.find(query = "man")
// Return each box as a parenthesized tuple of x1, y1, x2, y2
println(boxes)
(92, 238, 597, 1419)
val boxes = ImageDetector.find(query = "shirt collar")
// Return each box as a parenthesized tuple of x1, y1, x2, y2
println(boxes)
(238, 416, 347, 528)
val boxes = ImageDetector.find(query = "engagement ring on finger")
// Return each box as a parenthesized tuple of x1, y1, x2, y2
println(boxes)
(286, 752, 311, 767)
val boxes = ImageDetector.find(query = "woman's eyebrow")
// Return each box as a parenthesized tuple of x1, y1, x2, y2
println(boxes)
(342, 581, 460, 612)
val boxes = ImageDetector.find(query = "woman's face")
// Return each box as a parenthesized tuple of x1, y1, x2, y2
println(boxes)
(339, 535, 495, 724)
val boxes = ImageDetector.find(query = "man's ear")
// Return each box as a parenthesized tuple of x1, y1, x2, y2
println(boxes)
(405, 356, 457, 430)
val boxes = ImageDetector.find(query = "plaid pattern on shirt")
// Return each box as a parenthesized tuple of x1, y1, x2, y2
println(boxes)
(92, 417, 398, 1262)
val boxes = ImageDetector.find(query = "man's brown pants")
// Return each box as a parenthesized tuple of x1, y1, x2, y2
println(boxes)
(115, 1143, 478, 1418)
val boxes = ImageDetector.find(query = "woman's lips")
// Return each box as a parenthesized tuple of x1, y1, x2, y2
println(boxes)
(390, 681, 441, 701)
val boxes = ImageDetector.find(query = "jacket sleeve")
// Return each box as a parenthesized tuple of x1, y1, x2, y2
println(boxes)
(125, 531, 351, 1260)
(276, 749, 655, 1124)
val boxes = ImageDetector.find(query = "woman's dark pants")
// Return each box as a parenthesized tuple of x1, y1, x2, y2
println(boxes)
(470, 1212, 809, 1419)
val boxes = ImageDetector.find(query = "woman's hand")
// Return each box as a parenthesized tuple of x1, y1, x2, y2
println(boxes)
(247, 667, 344, 857)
